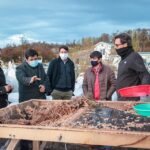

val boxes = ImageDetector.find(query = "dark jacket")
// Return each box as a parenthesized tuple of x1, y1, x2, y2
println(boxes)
(16, 61, 49, 102)
(82, 64, 116, 100)
(116, 51, 150, 101)
(47, 57, 75, 94)
(0, 68, 8, 108)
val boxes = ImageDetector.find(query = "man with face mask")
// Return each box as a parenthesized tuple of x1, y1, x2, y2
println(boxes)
(16, 48, 49, 103)
(47, 45, 75, 100)
(16, 49, 50, 150)
(82, 51, 116, 101)
(114, 33, 150, 101)
(0, 49, 13, 108)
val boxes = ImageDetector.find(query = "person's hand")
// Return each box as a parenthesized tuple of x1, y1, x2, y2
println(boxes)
(30, 76, 41, 84)
(39, 85, 45, 93)
(4, 85, 13, 93)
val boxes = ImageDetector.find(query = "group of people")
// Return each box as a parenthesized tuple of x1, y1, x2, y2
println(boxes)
(0, 45, 76, 109)
(83, 33, 150, 101)
(0, 33, 150, 149)
(0, 33, 150, 110)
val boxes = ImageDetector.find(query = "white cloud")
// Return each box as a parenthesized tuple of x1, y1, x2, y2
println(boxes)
(0, 33, 38, 48)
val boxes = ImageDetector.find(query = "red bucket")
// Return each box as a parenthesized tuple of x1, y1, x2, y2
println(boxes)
(118, 85, 150, 97)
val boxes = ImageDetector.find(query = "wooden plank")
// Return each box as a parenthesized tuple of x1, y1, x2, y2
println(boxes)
(6, 139, 20, 150)
(0, 126, 150, 149)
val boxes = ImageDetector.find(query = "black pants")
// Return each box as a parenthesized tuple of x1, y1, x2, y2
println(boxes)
(0, 100, 8, 109)
(20, 140, 32, 150)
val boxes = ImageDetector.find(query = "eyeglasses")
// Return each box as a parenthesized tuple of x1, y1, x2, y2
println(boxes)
(114, 43, 123, 47)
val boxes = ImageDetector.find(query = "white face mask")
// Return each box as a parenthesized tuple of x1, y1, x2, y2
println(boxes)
(59, 53, 68, 60)
(38, 59, 42, 64)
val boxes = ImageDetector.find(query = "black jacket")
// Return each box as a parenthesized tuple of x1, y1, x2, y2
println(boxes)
(47, 57, 75, 94)
(0, 68, 8, 108)
(116, 51, 150, 100)
(16, 61, 49, 102)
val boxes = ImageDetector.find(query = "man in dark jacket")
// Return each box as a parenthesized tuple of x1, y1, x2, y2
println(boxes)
(114, 33, 150, 101)
(82, 51, 116, 101)
(47, 45, 75, 100)
(16, 49, 49, 150)
(16, 48, 49, 102)
(0, 49, 13, 109)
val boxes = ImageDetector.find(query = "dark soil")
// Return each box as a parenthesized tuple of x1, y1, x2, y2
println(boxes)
(69, 107, 150, 132)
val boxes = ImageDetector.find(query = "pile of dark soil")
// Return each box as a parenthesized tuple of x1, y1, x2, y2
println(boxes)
(69, 107, 150, 132)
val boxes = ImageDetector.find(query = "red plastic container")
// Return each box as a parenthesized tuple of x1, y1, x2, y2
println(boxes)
(118, 85, 150, 97)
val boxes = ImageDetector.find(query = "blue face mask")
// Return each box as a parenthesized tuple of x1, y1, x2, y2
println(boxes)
(28, 60, 39, 67)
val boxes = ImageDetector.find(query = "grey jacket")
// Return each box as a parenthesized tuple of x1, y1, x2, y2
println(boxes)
(16, 61, 49, 102)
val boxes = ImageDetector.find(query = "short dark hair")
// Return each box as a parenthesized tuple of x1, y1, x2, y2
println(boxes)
(90, 51, 102, 59)
(59, 45, 69, 52)
(114, 33, 132, 47)
(25, 49, 38, 59)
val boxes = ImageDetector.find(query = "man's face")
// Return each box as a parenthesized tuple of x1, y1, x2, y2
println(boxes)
(90, 57, 101, 63)
(114, 38, 127, 49)
(26, 55, 38, 63)
(59, 48, 68, 54)
(59, 48, 68, 60)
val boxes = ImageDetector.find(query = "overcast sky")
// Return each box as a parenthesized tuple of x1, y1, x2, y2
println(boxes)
(0, 0, 150, 47)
